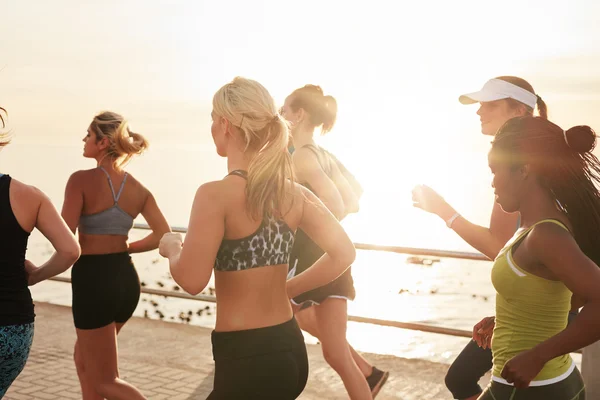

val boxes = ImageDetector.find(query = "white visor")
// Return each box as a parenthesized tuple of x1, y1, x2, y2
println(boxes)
(459, 79, 538, 109)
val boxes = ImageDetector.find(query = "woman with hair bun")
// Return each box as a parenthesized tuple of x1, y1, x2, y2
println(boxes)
(281, 85, 388, 399)
(411, 76, 574, 400)
(477, 116, 600, 399)
(61, 111, 171, 400)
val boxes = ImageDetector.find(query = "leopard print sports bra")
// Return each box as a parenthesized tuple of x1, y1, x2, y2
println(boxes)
(213, 170, 295, 272)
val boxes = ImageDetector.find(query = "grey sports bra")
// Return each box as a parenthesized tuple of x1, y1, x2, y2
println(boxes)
(78, 167, 134, 236)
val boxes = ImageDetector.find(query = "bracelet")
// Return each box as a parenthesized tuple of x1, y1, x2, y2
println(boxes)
(445, 212, 461, 228)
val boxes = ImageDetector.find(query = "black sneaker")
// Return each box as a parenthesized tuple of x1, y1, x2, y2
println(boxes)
(366, 366, 389, 398)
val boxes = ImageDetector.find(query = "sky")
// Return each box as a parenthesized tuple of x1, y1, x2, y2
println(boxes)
(2, 0, 600, 249)
(2, 0, 600, 146)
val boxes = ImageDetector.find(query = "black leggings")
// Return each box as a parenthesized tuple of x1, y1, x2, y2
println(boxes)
(445, 339, 493, 399)
(446, 311, 580, 399)
(71, 252, 140, 330)
(208, 317, 308, 399)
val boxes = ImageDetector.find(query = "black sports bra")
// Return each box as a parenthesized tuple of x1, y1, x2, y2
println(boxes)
(213, 170, 295, 272)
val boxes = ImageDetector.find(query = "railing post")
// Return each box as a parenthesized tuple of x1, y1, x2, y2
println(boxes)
(582, 340, 600, 396)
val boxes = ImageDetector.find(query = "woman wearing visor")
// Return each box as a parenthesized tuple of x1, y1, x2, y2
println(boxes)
(412, 77, 579, 400)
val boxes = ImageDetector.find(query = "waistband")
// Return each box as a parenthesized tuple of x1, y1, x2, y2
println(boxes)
(0, 322, 34, 330)
(211, 317, 304, 361)
(77, 251, 132, 261)
(493, 358, 575, 387)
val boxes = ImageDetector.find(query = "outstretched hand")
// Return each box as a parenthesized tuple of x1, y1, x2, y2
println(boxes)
(411, 185, 448, 216)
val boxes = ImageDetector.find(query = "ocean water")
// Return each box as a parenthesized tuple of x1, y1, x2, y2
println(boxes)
(4, 128, 591, 368)
(6, 139, 503, 365)
(28, 234, 497, 364)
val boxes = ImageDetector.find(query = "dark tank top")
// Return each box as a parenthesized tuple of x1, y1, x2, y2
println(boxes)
(290, 145, 336, 268)
(0, 174, 34, 326)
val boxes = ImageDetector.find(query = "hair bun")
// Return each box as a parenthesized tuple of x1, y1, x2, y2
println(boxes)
(303, 84, 323, 95)
(565, 125, 596, 153)
(323, 95, 335, 108)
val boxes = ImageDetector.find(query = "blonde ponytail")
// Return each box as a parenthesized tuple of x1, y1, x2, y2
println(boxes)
(213, 77, 295, 219)
(91, 111, 149, 169)
(246, 116, 294, 219)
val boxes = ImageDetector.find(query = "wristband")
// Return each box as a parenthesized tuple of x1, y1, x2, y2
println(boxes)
(445, 212, 461, 228)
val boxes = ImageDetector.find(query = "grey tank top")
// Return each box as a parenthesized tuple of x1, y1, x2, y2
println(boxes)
(78, 167, 134, 236)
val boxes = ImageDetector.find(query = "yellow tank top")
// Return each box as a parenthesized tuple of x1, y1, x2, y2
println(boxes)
(491, 219, 573, 384)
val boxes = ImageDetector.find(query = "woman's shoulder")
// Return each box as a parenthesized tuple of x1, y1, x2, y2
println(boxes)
(74, 167, 100, 175)
(9, 178, 45, 198)
(524, 219, 574, 255)
(120, 172, 144, 189)
(292, 144, 322, 162)
(291, 180, 319, 203)
(122, 174, 157, 203)
(67, 168, 100, 184)
(9, 178, 49, 210)
(293, 145, 333, 177)
(193, 179, 231, 203)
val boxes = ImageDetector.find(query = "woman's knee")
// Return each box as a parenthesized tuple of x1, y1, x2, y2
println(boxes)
(73, 343, 84, 371)
(444, 364, 481, 399)
(321, 342, 352, 371)
(444, 366, 463, 394)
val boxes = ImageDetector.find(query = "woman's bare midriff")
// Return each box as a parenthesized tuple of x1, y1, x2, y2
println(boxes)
(79, 233, 130, 255)
(213, 265, 294, 332)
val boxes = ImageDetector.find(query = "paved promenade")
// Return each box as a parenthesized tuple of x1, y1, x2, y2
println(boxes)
(7, 302, 483, 399)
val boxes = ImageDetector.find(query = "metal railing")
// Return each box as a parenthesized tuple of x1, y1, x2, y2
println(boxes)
(48, 222, 488, 339)
(47, 223, 582, 351)
(141, 224, 490, 262)
(49, 273, 475, 338)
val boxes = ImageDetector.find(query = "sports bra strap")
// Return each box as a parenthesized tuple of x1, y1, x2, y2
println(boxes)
(301, 144, 321, 158)
(114, 173, 128, 201)
(300, 144, 333, 177)
(98, 166, 128, 202)
(227, 170, 248, 179)
(98, 166, 117, 201)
